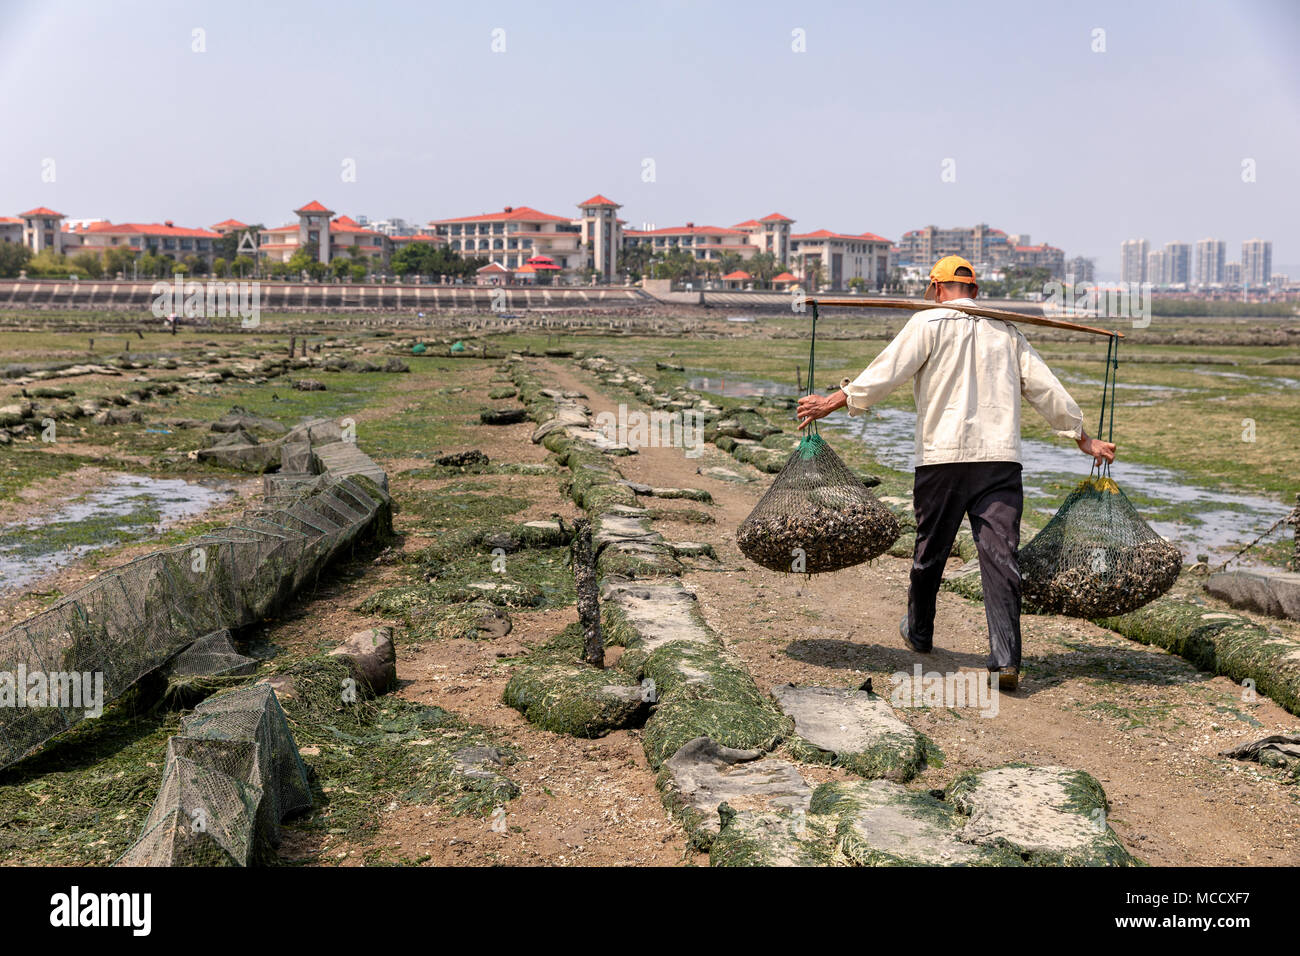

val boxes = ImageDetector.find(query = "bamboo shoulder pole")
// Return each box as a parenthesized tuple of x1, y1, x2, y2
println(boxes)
(809, 296, 1123, 338)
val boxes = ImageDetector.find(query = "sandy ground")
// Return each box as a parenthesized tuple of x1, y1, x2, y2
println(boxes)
(6, 352, 1297, 867)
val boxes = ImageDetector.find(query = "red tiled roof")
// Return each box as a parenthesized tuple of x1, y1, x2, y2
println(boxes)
(76, 221, 219, 239)
(759, 213, 793, 222)
(772, 272, 798, 282)
(793, 229, 890, 243)
(433, 206, 572, 225)
(732, 219, 760, 229)
(722, 270, 752, 280)
(330, 216, 386, 237)
(477, 262, 509, 273)
(211, 218, 248, 229)
(263, 224, 299, 233)
(295, 200, 332, 213)
(578, 194, 619, 207)
(0, 217, 21, 224)
(20, 207, 64, 218)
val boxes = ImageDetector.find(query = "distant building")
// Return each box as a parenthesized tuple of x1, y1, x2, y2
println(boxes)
(1010, 243, 1065, 277)
(895, 223, 1010, 271)
(1242, 238, 1272, 289)
(577, 195, 623, 282)
(1147, 250, 1169, 287)
(1195, 238, 1226, 287)
(67, 220, 220, 259)
(1164, 241, 1191, 286)
(0, 217, 22, 245)
(431, 205, 583, 272)
(732, 213, 795, 263)
(259, 201, 391, 265)
(1120, 239, 1149, 284)
(20, 207, 65, 255)
(622, 223, 756, 262)
(1065, 256, 1095, 282)
(1224, 261, 1243, 287)
(789, 229, 892, 290)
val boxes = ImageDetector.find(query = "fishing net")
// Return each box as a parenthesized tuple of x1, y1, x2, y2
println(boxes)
(738, 433, 900, 573)
(736, 303, 899, 574)
(1019, 336, 1182, 618)
(1020, 476, 1182, 617)
(115, 684, 311, 867)
(0, 465, 389, 771)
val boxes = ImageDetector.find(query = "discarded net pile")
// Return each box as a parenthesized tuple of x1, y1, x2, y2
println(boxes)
(0, 471, 389, 771)
(1020, 476, 1182, 618)
(115, 684, 311, 866)
(738, 433, 900, 574)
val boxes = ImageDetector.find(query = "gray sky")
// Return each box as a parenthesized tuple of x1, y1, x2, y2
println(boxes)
(2, 0, 1296, 276)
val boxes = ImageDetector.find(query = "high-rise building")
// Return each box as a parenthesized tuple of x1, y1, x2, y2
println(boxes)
(1120, 239, 1148, 283)
(1066, 256, 1095, 282)
(1146, 250, 1169, 287)
(1224, 261, 1243, 287)
(1164, 242, 1190, 286)
(1195, 238, 1226, 286)
(1242, 239, 1273, 288)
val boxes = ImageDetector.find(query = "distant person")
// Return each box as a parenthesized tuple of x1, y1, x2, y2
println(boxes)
(796, 256, 1116, 691)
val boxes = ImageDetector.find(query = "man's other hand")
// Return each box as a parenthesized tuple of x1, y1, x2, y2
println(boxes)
(797, 393, 834, 430)
(1076, 433, 1117, 466)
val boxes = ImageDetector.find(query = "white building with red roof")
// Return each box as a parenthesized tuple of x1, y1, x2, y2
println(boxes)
(622, 222, 757, 262)
(19, 207, 66, 254)
(789, 228, 892, 290)
(429, 205, 583, 273)
(577, 194, 622, 282)
(66, 219, 221, 259)
(257, 201, 392, 266)
(733, 213, 794, 263)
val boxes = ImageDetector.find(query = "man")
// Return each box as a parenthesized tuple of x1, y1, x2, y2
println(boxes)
(796, 256, 1116, 691)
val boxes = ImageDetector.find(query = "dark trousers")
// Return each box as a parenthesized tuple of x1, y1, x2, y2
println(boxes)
(906, 461, 1024, 670)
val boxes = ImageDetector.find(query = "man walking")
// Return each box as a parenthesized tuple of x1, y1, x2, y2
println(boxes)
(795, 256, 1116, 691)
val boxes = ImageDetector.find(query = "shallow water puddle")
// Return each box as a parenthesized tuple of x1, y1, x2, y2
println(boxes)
(0, 474, 232, 595)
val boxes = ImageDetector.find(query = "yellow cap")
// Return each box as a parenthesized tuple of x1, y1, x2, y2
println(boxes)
(924, 255, 978, 300)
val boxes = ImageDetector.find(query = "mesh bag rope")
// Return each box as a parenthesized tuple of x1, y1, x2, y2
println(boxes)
(1019, 336, 1182, 618)
(736, 303, 900, 574)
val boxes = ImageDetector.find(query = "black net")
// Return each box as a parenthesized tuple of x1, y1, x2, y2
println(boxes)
(737, 433, 900, 574)
(1020, 476, 1182, 618)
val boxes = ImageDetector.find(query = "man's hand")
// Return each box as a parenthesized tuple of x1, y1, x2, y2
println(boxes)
(1076, 431, 1117, 466)
(797, 391, 846, 430)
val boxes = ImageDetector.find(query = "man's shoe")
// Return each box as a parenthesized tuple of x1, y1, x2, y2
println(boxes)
(994, 666, 1019, 692)
(900, 614, 932, 654)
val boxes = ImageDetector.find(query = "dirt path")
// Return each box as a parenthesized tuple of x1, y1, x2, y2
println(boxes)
(542, 358, 1300, 867)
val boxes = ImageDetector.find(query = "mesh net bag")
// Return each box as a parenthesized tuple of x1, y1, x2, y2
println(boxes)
(1020, 475, 1183, 618)
(737, 433, 900, 574)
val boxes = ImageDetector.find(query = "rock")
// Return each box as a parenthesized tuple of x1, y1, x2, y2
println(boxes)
(480, 407, 529, 426)
(382, 358, 410, 373)
(709, 807, 835, 867)
(279, 439, 314, 474)
(260, 674, 299, 702)
(1206, 569, 1300, 621)
(660, 736, 811, 848)
(502, 661, 647, 737)
(697, 466, 750, 483)
(292, 378, 327, 391)
(531, 408, 589, 442)
(770, 684, 928, 781)
(195, 440, 281, 473)
(328, 626, 397, 695)
(948, 765, 1137, 866)
(206, 427, 258, 448)
(93, 407, 143, 426)
(211, 406, 287, 434)
(433, 449, 489, 469)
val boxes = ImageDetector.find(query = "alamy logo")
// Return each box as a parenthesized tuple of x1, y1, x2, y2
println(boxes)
(889, 664, 1000, 717)
(594, 405, 705, 458)
(0, 666, 104, 718)
(151, 276, 261, 327)
(1043, 280, 1152, 328)
(49, 886, 151, 936)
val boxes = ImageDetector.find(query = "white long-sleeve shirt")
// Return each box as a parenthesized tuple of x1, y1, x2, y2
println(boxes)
(840, 299, 1085, 467)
